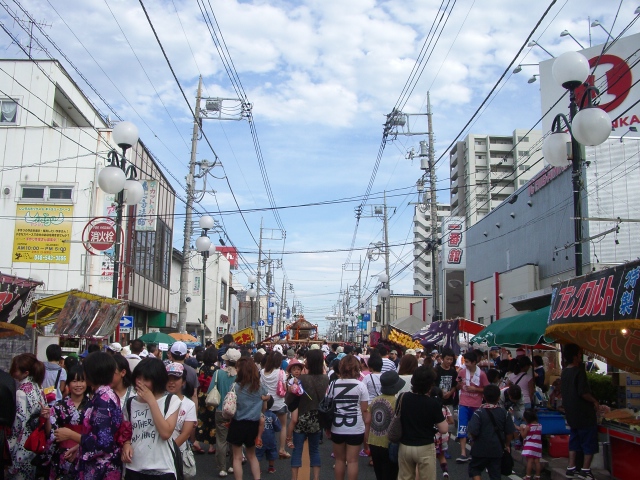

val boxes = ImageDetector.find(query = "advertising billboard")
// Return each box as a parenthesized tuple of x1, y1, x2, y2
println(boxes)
(540, 33, 640, 135)
(442, 217, 466, 270)
(12, 204, 73, 264)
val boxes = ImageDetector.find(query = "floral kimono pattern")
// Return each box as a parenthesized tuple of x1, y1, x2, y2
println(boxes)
(8, 377, 45, 480)
(77, 385, 123, 480)
(195, 364, 217, 444)
(48, 394, 89, 480)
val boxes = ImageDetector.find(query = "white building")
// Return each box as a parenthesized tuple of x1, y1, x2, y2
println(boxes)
(450, 129, 544, 227)
(0, 59, 176, 340)
(412, 204, 451, 295)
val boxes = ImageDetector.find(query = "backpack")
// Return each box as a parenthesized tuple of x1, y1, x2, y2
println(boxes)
(126, 394, 184, 480)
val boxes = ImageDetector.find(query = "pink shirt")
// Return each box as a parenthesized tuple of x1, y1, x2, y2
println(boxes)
(457, 367, 489, 408)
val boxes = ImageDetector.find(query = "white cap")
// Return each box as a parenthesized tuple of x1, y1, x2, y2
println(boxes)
(107, 342, 122, 353)
(273, 344, 283, 353)
(222, 348, 241, 362)
(405, 349, 417, 356)
(310, 344, 320, 350)
(257, 348, 267, 355)
(170, 341, 188, 356)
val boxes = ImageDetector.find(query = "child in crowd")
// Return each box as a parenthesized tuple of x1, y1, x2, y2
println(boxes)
(285, 361, 303, 449)
(519, 410, 542, 480)
(122, 357, 182, 480)
(430, 386, 454, 478)
(165, 363, 197, 478)
(255, 396, 281, 475)
(486, 369, 501, 386)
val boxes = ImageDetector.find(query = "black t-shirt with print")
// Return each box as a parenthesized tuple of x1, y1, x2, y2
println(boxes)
(436, 365, 457, 405)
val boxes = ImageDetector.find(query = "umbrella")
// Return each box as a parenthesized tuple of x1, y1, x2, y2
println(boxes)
(169, 332, 199, 343)
(138, 331, 176, 345)
(471, 306, 553, 347)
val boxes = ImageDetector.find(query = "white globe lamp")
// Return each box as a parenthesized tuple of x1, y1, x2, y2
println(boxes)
(195, 235, 212, 253)
(112, 121, 139, 149)
(199, 215, 215, 230)
(552, 51, 590, 89)
(123, 179, 144, 205)
(572, 108, 612, 146)
(98, 166, 126, 194)
(543, 132, 572, 167)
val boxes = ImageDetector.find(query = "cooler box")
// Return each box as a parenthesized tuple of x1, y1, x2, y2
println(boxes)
(549, 435, 570, 458)
(537, 409, 571, 435)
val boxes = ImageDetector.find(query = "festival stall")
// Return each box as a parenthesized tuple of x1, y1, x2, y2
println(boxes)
(545, 260, 640, 480)
(215, 327, 254, 348)
(370, 325, 423, 351)
(471, 306, 554, 348)
(415, 318, 485, 354)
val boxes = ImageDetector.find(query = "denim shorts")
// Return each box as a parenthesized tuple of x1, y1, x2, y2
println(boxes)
(291, 431, 322, 467)
(569, 425, 599, 455)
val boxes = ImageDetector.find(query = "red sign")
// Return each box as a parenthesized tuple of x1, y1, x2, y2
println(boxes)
(216, 246, 238, 269)
(82, 217, 118, 255)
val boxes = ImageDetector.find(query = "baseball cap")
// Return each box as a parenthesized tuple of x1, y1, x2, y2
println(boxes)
(222, 348, 241, 362)
(273, 344, 283, 354)
(166, 363, 184, 377)
(310, 344, 320, 350)
(287, 349, 295, 358)
(336, 346, 344, 354)
(107, 342, 122, 353)
(416, 348, 424, 353)
(490, 346, 501, 351)
(431, 349, 439, 355)
(170, 341, 188, 356)
(257, 348, 267, 355)
(390, 350, 398, 355)
(405, 349, 417, 356)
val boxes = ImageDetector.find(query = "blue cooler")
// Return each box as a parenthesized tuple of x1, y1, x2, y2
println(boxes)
(537, 409, 571, 435)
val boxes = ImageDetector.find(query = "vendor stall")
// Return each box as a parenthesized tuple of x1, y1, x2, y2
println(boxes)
(375, 325, 423, 351)
(214, 327, 254, 348)
(471, 306, 553, 348)
(414, 318, 485, 354)
(546, 260, 640, 480)
(0, 273, 42, 338)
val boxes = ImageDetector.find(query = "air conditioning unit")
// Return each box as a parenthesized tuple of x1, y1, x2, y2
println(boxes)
(216, 326, 225, 334)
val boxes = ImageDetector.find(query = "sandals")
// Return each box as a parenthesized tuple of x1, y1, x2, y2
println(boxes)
(278, 451, 291, 459)
(286, 437, 294, 449)
(191, 442, 205, 454)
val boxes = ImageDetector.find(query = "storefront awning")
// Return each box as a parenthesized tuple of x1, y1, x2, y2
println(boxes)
(0, 274, 43, 338)
(472, 306, 553, 347)
(546, 260, 640, 373)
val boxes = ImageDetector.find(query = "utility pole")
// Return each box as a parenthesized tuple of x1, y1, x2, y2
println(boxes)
(178, 76, 202, 333)
(383, 191, 391, 325)
(256, 219, 263, 342)
(426, 92, 439, 320)
(280, 275, 287, 334)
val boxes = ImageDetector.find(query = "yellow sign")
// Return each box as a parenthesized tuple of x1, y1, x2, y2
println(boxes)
(216, 327, 254, 348)
(12, 204, 73, 264)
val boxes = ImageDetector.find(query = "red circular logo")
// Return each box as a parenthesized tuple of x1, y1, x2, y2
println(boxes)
(575, 54, 632, 113)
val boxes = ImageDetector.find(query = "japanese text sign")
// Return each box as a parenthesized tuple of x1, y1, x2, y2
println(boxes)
(442, 217, 466, 270)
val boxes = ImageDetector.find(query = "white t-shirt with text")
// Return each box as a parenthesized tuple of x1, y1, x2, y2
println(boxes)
(327, 379, 368, 435)
(173, 396, 197, 452)
(127, 394, 182, 474)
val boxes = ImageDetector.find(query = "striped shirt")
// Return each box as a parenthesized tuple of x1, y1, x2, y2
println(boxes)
(522, 423, 543, 458)
(381, 358, 397, 373)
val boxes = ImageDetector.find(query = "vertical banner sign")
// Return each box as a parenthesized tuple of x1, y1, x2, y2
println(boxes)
(101, 194, 116, 281)
(135, 180, 158, 231)
(442, 217, 466, 270)
(12, 204, 73, 264)
(193, 274, 201, 296)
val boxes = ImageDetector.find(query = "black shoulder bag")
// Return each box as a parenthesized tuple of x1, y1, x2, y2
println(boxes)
(486, 408, 514, 476)
(317, 380, 336, 430)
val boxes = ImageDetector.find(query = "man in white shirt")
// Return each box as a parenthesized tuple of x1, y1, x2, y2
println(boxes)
(377, 345, 396, 373)
(126, 339, 144, 371)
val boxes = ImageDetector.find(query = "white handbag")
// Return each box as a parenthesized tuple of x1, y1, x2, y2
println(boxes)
(205, 370, 221, 407)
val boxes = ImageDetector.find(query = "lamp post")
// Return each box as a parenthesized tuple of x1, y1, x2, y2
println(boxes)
(378, 273, 390, 327)
(196, 215, 216, 345)
(542, 51, 612, 277)
(97, 121, 144, 300)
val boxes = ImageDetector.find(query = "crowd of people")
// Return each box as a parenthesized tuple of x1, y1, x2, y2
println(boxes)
(0, 335, 602, 480)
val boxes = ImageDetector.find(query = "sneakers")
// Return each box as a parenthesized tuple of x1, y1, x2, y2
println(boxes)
(443, 473, 449, 479)
(268, 466, 276, 474)
(566, 467, 585, 478)
(227, 467, 234, 474)
(218, 471, 227, 478)
(456, 455, 471, 463)
(580, 469, 595, 480)
(358, 449, 370, 457)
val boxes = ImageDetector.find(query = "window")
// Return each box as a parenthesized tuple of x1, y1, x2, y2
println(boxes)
(133, 218, 172, 287)
(20, 185, 74, 202)
(0, 99, 18, 124)
(220, 281, 228, 310)
(518, 136, 530, 142)
(520, 179, 528, 186)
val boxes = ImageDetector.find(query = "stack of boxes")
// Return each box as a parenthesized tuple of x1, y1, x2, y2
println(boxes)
(614, 372, 640, 410)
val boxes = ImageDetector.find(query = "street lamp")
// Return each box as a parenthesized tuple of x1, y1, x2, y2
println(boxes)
(196, 215, 216, 345)
(590, 20, 614, 41)
(527, 40, 555, 58)
(97, 121, 143, 299)
(378, 273, 390, 327)
(560, 30, 585, 49)
(542, 51, 612, 276)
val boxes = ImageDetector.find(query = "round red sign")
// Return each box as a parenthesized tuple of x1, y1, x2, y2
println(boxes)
(82, 217, 118, 255)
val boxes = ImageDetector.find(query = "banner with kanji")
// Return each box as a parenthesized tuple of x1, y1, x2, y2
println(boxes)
(0, 274, 41, 338)
(215, 326, 254, 348)
(442, 217, 466, 269)
(546, 259, 640, 373)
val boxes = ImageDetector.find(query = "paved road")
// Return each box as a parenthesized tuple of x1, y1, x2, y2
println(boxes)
(191, 433, 545, 480)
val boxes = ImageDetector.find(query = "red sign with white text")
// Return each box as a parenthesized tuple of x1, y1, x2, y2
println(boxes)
(216, 246, 238, 269)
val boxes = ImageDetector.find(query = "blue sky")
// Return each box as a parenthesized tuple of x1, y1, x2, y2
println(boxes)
(2, 0, 639, 330)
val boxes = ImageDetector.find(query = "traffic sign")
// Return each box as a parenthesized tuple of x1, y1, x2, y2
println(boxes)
(363, 313, 371, 322)
(120, 315, 134, 329)
(257, 320, 265, 327)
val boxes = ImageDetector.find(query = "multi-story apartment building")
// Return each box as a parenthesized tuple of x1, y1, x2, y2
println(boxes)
(413, 203, 451, 296)
(450, 129, 544, 227)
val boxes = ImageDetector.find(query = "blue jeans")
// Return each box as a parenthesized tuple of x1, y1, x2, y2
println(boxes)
(291, 431, 322, 467)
